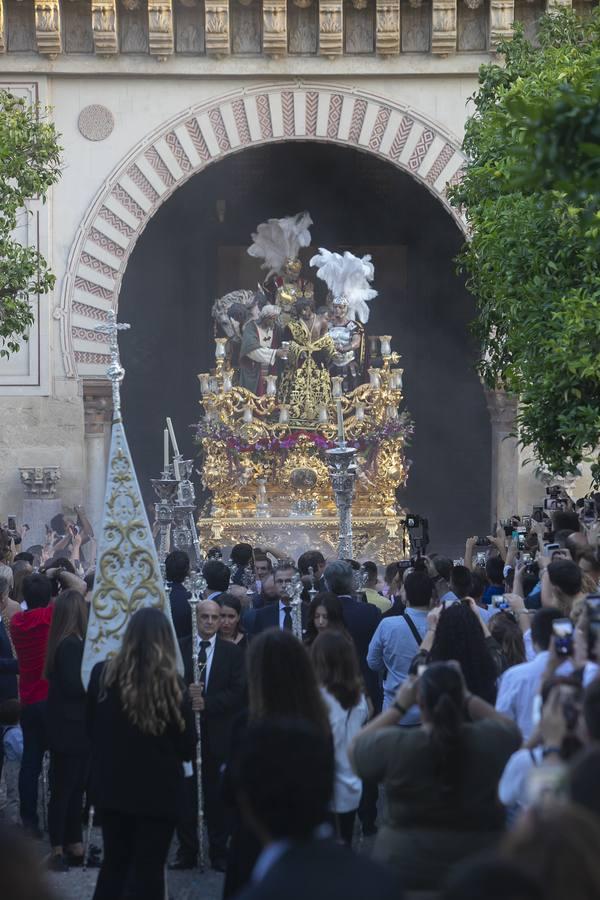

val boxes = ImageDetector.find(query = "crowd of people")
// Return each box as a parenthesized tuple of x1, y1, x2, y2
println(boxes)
(1, 500, 600, 899)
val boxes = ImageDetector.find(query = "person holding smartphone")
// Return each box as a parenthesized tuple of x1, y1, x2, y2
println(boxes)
(350, 662, 520, 891)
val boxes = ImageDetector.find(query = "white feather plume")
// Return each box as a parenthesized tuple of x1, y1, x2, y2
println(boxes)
(247, 212, 313, 277)
(309, 248, 377, 323)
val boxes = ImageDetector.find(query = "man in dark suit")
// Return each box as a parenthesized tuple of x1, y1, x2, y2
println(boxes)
(165, 550, 192, 641)
(323, 559, 381, 834)
(232, 718, 402, 900)
(250, 564, 308, 635)
(172, 599, 246, 871)
(202, 559, 231, 601)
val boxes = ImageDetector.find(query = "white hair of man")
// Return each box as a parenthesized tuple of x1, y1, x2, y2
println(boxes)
(0, 563, 13, 588)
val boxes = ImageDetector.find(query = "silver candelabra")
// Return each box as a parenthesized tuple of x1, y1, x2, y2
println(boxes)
(326, 445, 358, 560)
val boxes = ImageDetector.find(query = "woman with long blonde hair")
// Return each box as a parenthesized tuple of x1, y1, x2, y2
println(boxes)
(87, 607, 195, 900)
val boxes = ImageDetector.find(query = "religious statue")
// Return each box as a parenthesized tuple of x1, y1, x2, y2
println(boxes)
(278, 298, 335, 426)
(328, 298, 366, 392)
(247, 211, 314, 326)
(238, 304, 286, 395)
(310, 248, 378, 392)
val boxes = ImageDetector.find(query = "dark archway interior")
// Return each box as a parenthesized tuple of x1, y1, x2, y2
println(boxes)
(119, 141, 490, 557)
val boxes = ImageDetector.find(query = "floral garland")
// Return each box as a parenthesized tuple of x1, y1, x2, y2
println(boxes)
(194, 414, 413, 472)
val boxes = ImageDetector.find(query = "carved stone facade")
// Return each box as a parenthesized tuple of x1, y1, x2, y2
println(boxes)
(148, 0, 173, 58)
(263, 0, 287, 56)
(376, 0, 400, 55)
(19, 466, 62, 497)
(0, 0, 565, 57)
(431, 0, 456, 54)
(205, 0, 230, 54)
(319, 0, 344, 56)
(92, 0, 118, 54)
(34, 0, 61, 56)
(489, 0, 515, 48)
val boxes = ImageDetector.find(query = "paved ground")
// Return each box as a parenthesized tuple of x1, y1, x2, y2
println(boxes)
(46, 829, 225, 900)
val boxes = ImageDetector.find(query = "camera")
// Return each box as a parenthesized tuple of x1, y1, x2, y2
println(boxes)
(402, 514, 429, 554)
(586, 594, 600, 663)
(552, 618, 574, 657)
(475, 536, 491, 548)
(404, 515, 421, 529)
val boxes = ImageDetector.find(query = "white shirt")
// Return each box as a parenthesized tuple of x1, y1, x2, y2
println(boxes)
(496, 649, 599, 741)
(495, 650, 551, 741)
(499, 745, 544, 809)
(196, 633, 217, 687)
(320, 687, 369, 813)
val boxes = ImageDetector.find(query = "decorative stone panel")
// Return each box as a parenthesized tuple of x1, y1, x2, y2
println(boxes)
(263, 0, 287, 56)
(92, 0, 119, 54)
(489, 0, 514, 48)
(319, 0, 343, 56)
(431, 0, 456, 53)
(376, 0, 400, 55)
(34, 0, 62, 56)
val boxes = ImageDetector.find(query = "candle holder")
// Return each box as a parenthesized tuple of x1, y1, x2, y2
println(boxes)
(215, 337, 227, 359)
(331, 375, 343, 399)
(278, 404, 290, 424)
(266, 375, 278, 398)
(368, 367, 381, 390)
(279, 341, 290, 361)
(379, 335, 392, 357)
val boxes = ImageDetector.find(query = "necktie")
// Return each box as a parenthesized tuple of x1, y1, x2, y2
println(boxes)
(283, 606, 293, 631)
(199, 640, 210, 665)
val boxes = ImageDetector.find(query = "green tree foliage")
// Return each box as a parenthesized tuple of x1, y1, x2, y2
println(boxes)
(0, 90, 62, 357)
(451, 11, 600, 479)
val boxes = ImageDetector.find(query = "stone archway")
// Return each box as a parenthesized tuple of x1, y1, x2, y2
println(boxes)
(59, 80, 466, 379)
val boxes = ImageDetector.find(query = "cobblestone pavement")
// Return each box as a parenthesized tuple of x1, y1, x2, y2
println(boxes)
(45, 829, 224, 900)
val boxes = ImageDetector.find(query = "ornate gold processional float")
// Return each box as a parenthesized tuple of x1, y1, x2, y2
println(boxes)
(193, 212, 413, 563)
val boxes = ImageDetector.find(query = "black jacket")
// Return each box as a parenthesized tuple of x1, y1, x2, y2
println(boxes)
(337, 594, 381, 707)
(86, 660, 196, 819)
(235, 839, 403, 900)
(250, 602, 308, 636)
(47, 634, 89, 754)
(168, 581, 193, 640)
(183, 636, 246, 762)
(0, 618, 18, 703)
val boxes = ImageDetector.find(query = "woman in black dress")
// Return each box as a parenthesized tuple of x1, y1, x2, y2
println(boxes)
(87, 607, 196, 900)
(44, 589, 89, 871)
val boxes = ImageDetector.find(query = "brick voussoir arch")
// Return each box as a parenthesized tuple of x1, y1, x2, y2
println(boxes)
(61, 81, 467, 378)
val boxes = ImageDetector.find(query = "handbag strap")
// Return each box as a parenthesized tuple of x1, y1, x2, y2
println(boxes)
(402, 610, 422, 647)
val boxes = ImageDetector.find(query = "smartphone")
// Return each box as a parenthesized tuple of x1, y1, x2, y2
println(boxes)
(492, 595, 510, 611)
(517, 532, 527, 551)
(7, 515, 16, 531)
(552, 618, 574, 656)
(544, 543, 560, 555)
(475, 551, 487, 568)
